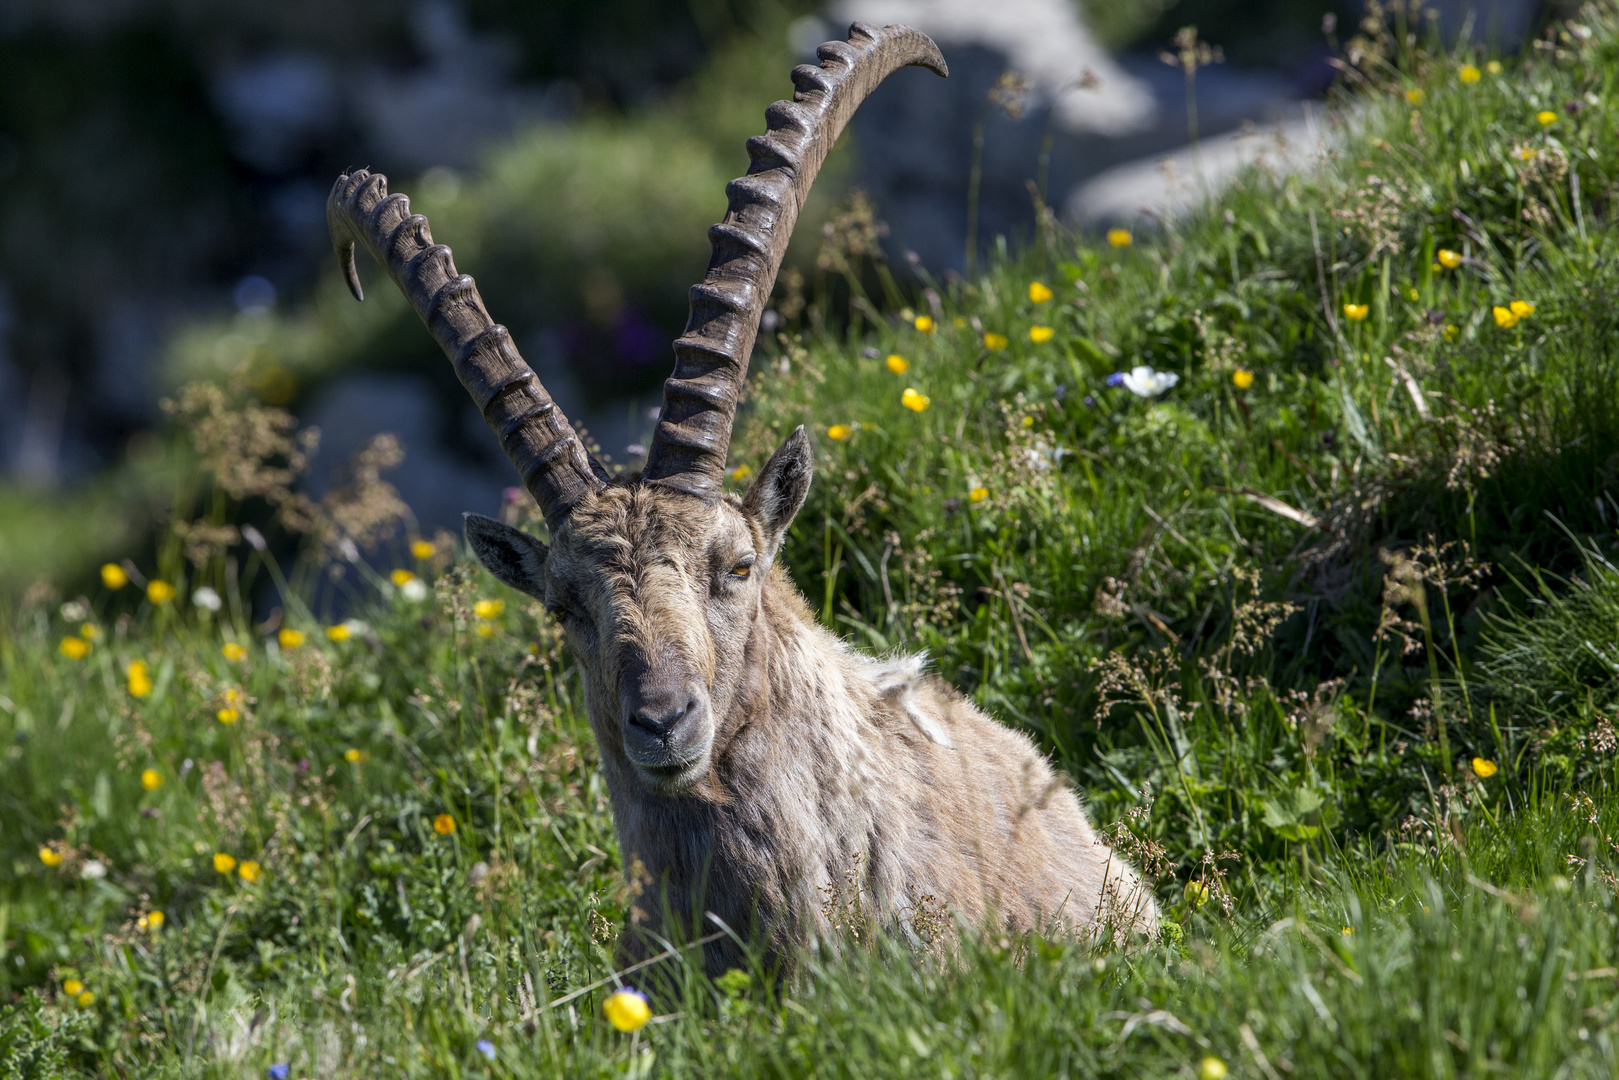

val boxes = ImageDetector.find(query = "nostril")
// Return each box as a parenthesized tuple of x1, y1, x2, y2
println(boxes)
(629, 698, 690, 738)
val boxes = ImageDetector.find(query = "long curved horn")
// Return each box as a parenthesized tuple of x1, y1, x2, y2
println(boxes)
(328, 170, 604, 533)
(642, 22, 947, 499)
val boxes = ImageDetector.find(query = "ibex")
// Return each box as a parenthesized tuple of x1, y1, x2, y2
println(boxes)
(328, 22, 1157, 974)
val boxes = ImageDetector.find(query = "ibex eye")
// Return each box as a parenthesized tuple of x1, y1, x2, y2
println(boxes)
(729, 558, 754, 580)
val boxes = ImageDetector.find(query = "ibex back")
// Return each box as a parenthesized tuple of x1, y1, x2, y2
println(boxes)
(328, 21, 1157, 974)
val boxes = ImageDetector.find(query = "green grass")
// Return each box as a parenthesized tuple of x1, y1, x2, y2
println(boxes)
(8, 7, 1619, 1077)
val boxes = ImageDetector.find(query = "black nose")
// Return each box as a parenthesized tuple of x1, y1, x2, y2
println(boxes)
(628, 698, 694, 738)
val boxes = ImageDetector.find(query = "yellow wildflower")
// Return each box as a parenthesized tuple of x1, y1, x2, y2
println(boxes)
(344, 748, 365, 764)
(968, 487, 988, 503)
(1028, 325, 1054, 343)
(79, 623, 100, 640)
(1028, 281, 1053, 303)
(127, 661, 153, 699)
(1342, 302, 1370, 321)
(901, 388, 930, 412)
(1537, 109, 1557, 126)
(983, 332, 1009, 350)
(238, 860, 262, 883)
(141, 769, 162, 791)
(826, 424, 852, 442)
(1472, 757, 1498, 778)
(474, 598, 505, 619)
(1458, 64, 1481, 83)
(1232, 369, 1254, 390)
(914, 314, 935, 333)
(391, 568, 416, 587)
(222, 642, 247, 662)
(1509, 300, 1535, 319)
(410, 539, 436, 560)
(138, 910, 164, 931)
(59, 636, 91, 660)
(326, 624, 350, 642)
(1486, 60, 1502, 75)
(213, 853, 236, 874)
(39, 846, 63, 868)
(433, 813, 457, 835)
(730, 464, 753, 482)
(146, 580, 175, 604)
(1106, 228, 1132, 248)
(886, 353, 909, 374)
(952, 316, 967, 329)
(1437, 249, 1462, 269)
(1493, 305, 1519, 328)
(1443, 324, 1459, 342)
(603, 988, 651, 1032)
(1341, 926, 1354, 935)
(1184, 880, 1210, 908)
(101, 563, 129, 590)
(1198, 1057, 1228, 1080)
(62, 979, 84, 997)
(1405, 87, 1425, 105)
(76, 992, 95, 1007)
(216, 707, 238, 724)
(476, 622, 496, 638)
(278, 628, 305, 650)
(1022, 416, 1035, 428)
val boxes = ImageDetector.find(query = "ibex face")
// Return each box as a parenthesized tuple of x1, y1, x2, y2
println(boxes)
(328, 19, 942, 776)
(463, 432, 812, 795)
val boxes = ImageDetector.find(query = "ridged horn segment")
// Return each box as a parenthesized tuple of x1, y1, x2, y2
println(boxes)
(327, 169, 603, 532)
(642, 22, 947, 499)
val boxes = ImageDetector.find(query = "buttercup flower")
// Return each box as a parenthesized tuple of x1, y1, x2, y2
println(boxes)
(983, 332, 1009, 350)
(1106, 228, 1132, 247)
(326, 624, 350, 642)
(1537, 109, 1557, 125)
(826, 424, 852, 441)
(238, 860, 262, 883)
(76, 991, 95, 1007)
(1028, 281, 1053, 303)
(1198, 1056, 1229, 1080)
(474, 599, 505, 619)
(79, 623, 100, 641)
(411, 539, 436, 560)
(278, 628, 304, 650)
(603, 987, 651, 1032)
(101, 563, 129, 590)
(391, 569, 416, 587)
(62, 979, 84, 997)
(147, 580, 175, 604)
(1443, 324, 1460, 342)
(901, 388, 930, 412)
(60, 636, 91, 660)
(1493, 305, 1519, 328)
(1342, 302, 1370, 321)
(1472, 757, 1498, 778)
(39, 846, 63, 867)
(1486, 60, 1502, 75)
(1232, 369, 1254, 390)
(1437, 249, 1462, 269)
(141, 769, 162, 791)
(344, 748, 365, 763)
(913, 314, 935, 333)
(138, 910, 164, 931)
(969, 487, 988, 503)
(223, 642, 247, 662)
(434, 814, 457, 835)
(1405, 87, 1425, 105)
(1458, 64, 1481, 83)
(213, 853, 237, 874)
(1028, 326, 1054, 343)
(730, 464, 753, 482)
(475, 622, 496, 638)
(886, 353, 909, 374)
(217, 706, 239, 723)
(127, 661, 153, 698)
(1119, 365, 1179, 398)
(1509, 300, 1535, 319)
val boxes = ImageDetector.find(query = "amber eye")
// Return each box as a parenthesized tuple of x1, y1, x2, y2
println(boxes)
(729, 558, 754, 580)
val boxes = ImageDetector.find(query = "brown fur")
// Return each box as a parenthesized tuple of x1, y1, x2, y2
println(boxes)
(467, 449, 1158, 976)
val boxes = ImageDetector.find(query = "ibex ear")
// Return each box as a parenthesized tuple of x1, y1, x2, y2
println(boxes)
(743, 426, 813, 560)
(463, 513, 548, 598)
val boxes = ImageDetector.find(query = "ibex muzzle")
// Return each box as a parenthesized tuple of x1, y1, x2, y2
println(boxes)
(331, 22, 1157, 974)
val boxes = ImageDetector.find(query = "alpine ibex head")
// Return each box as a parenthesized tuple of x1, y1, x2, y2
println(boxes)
(328, 24, 947, 799)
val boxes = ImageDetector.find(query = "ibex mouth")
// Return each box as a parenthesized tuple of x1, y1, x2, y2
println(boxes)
(633, 751, 712, 795)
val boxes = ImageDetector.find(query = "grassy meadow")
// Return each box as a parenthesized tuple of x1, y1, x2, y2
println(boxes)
(9, 7, 1619, 1076)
